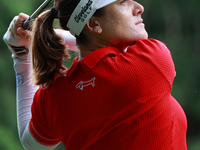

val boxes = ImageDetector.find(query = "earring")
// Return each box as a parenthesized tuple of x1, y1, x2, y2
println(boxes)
(97, 29, 100, 33)
(94, 28, 101, 33)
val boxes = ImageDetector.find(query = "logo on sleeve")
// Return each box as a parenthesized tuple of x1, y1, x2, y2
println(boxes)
(76, 77, 96, 90)
(16, 74, 24, 87)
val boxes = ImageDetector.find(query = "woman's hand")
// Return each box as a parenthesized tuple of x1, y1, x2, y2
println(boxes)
(3, 13, 32, 59)
(11, 13, 31, 47)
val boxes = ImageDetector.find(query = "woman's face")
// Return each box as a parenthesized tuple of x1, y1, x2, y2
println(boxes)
(97, 0, 148, 49)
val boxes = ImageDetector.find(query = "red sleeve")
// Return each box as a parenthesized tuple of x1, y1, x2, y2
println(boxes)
(29, 88, 61, 146)
(128, 39, 176, 87)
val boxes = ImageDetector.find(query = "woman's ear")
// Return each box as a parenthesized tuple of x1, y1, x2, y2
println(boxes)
(85, 17, 102, 34)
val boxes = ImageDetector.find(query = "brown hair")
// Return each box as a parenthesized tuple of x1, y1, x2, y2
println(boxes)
(31, 0, 104, 88)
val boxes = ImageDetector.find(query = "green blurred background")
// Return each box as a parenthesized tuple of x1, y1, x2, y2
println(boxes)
(0, 0, 200, 149)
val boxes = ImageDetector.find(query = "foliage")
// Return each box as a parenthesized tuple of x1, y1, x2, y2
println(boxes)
(0, 0, 200, 149)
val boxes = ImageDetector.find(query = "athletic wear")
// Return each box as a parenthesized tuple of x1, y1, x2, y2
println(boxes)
(30, 39, 187, 149)
(67, 0, 117, 36)
(13, 58, 57, 150)
(3, 17, 62, 149)
(3, 16, 30, 59)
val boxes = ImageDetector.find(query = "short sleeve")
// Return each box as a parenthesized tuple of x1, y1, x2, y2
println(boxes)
(29, 88, 61, 146)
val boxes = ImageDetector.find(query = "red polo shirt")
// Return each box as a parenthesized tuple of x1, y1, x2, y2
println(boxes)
(30, 39, 187, 149)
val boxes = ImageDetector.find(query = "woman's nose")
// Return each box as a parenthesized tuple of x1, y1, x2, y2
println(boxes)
(132, 1, 144, 16)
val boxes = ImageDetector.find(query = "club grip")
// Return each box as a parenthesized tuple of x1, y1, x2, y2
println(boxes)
(22, 17, 31, 29)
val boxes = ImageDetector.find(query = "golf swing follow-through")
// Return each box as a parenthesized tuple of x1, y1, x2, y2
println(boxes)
(4, 0, 77, 58)
(3, 0, 187, 149)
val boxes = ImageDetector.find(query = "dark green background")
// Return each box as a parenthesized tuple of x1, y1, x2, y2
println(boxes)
(0, 0, 200, 149)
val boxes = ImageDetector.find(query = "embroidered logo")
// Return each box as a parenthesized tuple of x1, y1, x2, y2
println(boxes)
(76, 77, 96, 90)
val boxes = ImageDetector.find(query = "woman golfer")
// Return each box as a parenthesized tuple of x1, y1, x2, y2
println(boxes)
(3, 0, 187, 149)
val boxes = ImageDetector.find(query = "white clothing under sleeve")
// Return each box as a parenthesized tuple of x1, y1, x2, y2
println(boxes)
(14, 58, 60, 150)
(3, 17, 59, 150)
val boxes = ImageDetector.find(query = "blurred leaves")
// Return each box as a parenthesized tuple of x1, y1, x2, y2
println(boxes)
(0, 0, 200, 149)
(0, 125, 23, 150)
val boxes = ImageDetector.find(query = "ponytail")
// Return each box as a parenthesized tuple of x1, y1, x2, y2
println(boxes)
(31, 10, 70, 88)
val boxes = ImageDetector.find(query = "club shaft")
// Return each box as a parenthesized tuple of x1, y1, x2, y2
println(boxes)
(22, 0, 53, 29)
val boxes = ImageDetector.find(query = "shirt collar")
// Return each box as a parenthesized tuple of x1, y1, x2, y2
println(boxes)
(67, 46, 121, 77)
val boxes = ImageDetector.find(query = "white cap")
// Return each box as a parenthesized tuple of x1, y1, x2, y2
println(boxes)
(67, 0, 117, 36)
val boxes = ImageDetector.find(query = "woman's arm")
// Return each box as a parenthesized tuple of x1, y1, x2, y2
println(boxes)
(3, 13, 59, 150)
(55, 29, 78, 52)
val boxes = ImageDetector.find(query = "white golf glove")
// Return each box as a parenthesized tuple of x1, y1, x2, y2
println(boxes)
(3, 16, 30, 60)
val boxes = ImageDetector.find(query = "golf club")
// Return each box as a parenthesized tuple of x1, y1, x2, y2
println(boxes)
(22, 0, 53, 29)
